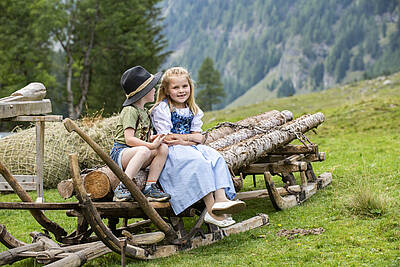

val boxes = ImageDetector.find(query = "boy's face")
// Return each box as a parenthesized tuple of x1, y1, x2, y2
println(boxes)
(143, 87, 155, 103)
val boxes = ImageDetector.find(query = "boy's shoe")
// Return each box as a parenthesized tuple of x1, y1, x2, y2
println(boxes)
(142, 184, 171, 202)
(113, 183, 133, 202)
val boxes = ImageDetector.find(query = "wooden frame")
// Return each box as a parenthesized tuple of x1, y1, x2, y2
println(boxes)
(0, 115, 63, 202)
(0, 118, 331, 266)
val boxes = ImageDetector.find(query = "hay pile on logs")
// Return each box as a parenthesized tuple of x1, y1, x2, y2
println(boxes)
(0, 110, 325, 191)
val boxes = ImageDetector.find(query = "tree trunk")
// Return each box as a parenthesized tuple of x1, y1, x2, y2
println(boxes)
(57, 166, 148, 200)
(208, 110, 293, 151)
(74, 1, 99, 119)
(220, 113, 325, 173)
(204, 110, 292, 144)
(65, 48, 75, 119)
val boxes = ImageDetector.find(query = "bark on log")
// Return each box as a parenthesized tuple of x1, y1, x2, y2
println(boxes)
(204, 110, 291, 144)
(208, 110, 293, 151)
(57, 166, 148, 200)
(220, 113, 325, 173)
(43, 242, 111, 267)
(0, 241, 44, 265)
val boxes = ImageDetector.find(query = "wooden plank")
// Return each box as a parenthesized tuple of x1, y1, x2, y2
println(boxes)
(0, 182, 36, 191)
(146, 214, 269, 259)
(241, 161, 307, 174)
(10, 115, 63, 122)
(0, 99, 52, 119)
(0, 202, 79, 210)
(0, 175, 36, 183)
(0, 175, 36, 191)
(236, 185, 301, 200)
(304, 152, 325, 162)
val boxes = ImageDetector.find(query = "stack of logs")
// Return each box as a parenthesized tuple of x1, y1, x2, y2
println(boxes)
(57, 110, 325, 201)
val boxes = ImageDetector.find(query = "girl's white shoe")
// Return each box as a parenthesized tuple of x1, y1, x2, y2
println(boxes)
(211, 200, 246, 215)
(204, 212, 236, 228)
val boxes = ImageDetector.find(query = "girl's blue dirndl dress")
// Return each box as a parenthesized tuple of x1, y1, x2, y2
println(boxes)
(158, 109, 236, 215)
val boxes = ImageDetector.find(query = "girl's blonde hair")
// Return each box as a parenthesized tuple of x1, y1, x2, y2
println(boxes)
(152, 67, 199, 114)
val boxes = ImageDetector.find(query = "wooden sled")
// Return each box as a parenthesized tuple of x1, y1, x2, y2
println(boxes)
(0, 119, 269, 266)
(236, 144, 332, 210)
(0, 117, 331, 265)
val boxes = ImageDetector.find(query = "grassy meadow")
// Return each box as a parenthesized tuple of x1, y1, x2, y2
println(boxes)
(1, 73, 400, 266)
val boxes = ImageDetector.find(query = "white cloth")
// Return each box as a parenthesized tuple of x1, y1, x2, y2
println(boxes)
(150, 101, 236, 215)
(151, 101, 204, 134)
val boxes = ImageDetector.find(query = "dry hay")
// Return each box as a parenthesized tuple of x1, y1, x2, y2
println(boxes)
(0, 115, 119, 188)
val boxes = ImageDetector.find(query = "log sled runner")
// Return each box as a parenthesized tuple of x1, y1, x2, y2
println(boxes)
(0, 110, 331, 266)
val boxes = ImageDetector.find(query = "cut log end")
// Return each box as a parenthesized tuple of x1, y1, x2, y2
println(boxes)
(84, 170, 111, 199)
(57, 179, 74, 199)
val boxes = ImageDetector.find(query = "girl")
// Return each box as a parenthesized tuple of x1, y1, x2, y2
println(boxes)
(110, 66, 170, 202)
(151, 67, 245, 227)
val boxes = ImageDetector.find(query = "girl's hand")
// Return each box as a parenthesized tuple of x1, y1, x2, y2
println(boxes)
(150, 134, 164, 142)
(163, 134, 197, 146)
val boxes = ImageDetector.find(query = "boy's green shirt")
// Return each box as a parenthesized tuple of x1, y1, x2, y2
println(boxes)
(114, 105, 152, 144)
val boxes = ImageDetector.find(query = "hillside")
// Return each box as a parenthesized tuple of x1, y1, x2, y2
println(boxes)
(1, 73, 399, 266)
(161, 0, 400, 109)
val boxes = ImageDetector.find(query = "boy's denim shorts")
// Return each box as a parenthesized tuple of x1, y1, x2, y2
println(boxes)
(110, 142, 129, 169)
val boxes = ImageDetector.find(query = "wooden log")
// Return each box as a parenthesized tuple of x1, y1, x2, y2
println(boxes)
(38, 242, 112, 267)
(0, 82, 46, 102)
(57, 167, 148, 200)
(208, 110, 293, 151)
(0, 241, 45, 265)
(122, 231, 165, 246)
(57, 180, 74, 199)
(267, 144, 318, 155)
(220, 113, 325, 173)
(42, 243, 111, 267)
(204, 110, 288, 144)
(0, 224, 27, 249)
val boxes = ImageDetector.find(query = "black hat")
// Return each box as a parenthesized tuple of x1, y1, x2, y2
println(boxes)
(121, 66, 162, 107)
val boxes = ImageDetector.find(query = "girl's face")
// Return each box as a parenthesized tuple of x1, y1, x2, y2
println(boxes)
(166, 75, 191, 108)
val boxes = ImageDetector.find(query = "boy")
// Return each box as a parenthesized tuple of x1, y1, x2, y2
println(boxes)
(110, 66, 170, 202)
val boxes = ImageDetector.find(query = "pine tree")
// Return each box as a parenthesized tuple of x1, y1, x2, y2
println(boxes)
(277, 79, 295, 98)
(196, 57, 226, 111)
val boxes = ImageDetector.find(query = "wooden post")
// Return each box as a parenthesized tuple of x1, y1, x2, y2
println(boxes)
(36, 120, 44, 202)
(3, 115, 62, 199)
(120, 238, 126, 267)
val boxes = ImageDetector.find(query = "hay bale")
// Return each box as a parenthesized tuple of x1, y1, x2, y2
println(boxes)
(0, 116, 119, 188)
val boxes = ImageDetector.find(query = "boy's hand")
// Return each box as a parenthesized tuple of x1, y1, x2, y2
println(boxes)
(150, 134, 165, 149)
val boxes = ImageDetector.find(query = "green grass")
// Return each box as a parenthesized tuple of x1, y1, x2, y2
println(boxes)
(1, 73, 400, 266)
